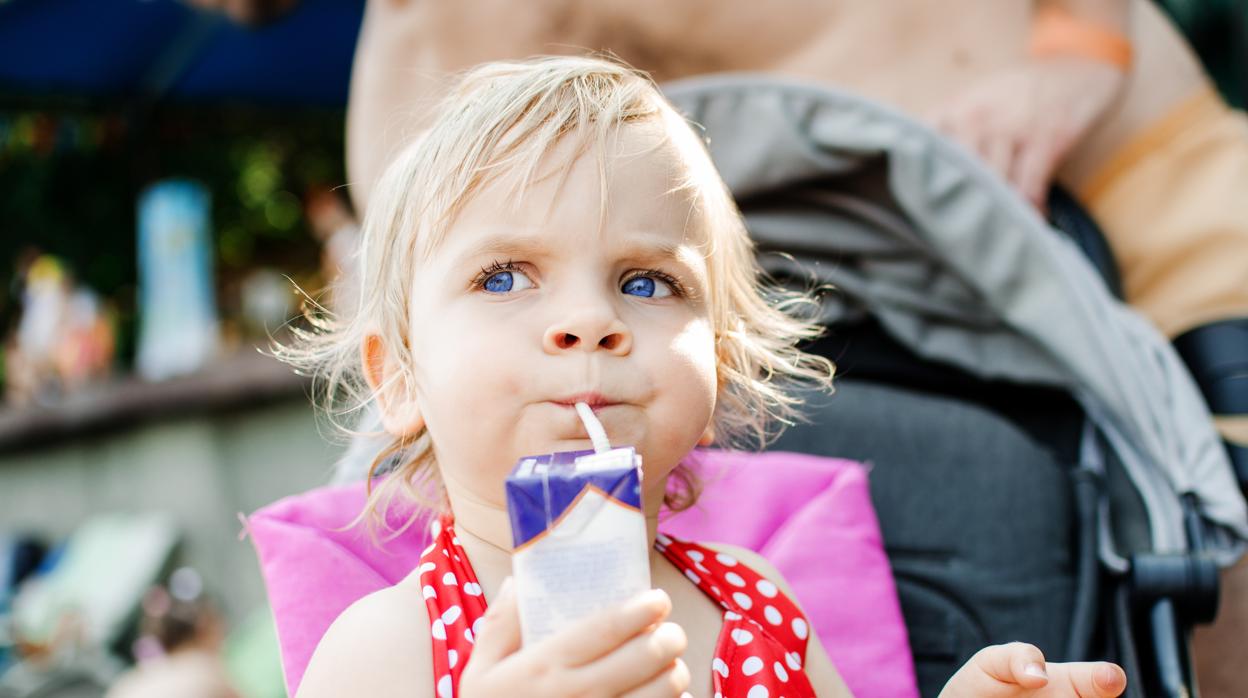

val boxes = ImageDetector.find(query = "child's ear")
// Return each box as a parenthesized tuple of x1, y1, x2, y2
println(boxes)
(361, 334, 425, 437)
(697, 423, 715, 447)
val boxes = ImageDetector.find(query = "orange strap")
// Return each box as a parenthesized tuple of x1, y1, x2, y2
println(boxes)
(1029, 5, 1134, 70)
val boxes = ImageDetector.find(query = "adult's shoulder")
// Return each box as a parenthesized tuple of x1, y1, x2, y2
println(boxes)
(295, 580, 432, 698)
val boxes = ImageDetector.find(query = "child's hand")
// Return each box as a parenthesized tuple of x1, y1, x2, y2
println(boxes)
(939, 642, 1126, 698)
(460, 579, 691, 698)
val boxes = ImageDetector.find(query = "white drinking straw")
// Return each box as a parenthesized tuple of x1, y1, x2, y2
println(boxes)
(574, 402, 612, 454)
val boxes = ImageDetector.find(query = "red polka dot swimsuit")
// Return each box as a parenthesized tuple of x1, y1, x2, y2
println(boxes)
(418, 514, 816, 698)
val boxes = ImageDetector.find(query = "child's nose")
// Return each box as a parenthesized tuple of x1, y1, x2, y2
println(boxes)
(542, 311, 633, 355)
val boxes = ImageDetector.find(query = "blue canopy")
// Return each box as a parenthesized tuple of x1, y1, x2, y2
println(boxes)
(0, 0, 363, 106)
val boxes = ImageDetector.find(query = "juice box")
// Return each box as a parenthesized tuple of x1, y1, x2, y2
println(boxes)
(505, 446, 650, 645)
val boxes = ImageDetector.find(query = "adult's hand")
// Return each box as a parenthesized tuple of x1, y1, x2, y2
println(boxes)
(928, 57, 1125, 209)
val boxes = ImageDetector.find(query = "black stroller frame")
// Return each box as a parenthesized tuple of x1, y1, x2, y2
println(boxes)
(1040, 191, 1220, 698)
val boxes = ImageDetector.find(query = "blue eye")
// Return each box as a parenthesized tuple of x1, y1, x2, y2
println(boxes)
(622, 274, 674, 298)
(484, 272, 513, 293)
(479, 266, 534, 294)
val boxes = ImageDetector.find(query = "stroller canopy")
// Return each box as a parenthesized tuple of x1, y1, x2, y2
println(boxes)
(662, 74, 1248, 566)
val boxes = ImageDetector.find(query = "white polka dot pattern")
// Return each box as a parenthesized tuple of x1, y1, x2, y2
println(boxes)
(792, 618, 808, 640)
(786, 651, 803, 671)
(774, 661, 789, 682)
(418, 517, 815, 697)
(742, 656, 764, 676)
(731, 628, 754, 645)
(654, 537, 815, 697)
(418, 514, 490, 698)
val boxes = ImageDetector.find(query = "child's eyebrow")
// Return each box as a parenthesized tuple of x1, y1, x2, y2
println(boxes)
(452, 232, 703, 273)
(612, 237, 691, 266)
(451, 233, 552, 268)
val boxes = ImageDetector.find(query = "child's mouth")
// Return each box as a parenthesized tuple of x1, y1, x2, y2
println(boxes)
(548, 392, 620, 410)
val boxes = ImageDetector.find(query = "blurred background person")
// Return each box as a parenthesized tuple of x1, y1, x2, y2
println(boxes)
(337, 0, 1248, 368)
(106, 570, 239, 698)
(5, 253, 116, 406)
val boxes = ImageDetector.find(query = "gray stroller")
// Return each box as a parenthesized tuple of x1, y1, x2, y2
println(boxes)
(662, 74, 1248, 698)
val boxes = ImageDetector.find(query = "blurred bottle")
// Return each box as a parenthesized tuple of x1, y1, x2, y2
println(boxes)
(134, 179, 220, 381)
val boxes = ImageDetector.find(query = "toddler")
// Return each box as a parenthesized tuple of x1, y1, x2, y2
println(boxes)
(284, 55, 1126, 698)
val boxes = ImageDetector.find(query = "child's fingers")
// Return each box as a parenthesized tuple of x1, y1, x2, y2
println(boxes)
(974, 642, 1051, 689)
(1048, 662, 1127, 698)
(466, 576, 521, 669)
(544, 588, 671, 667)
(572, 622, 687, 694)
(618, 658, 692, 698)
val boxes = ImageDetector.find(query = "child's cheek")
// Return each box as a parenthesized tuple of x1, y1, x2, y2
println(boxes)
(493, 363, 530, 399)
(675, 319, 719, 400)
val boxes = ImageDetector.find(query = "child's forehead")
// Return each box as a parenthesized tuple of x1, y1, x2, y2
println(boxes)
(425, 121, 713, 259)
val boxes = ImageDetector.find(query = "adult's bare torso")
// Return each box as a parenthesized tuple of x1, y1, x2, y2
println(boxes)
(347, 0, 1210, 209)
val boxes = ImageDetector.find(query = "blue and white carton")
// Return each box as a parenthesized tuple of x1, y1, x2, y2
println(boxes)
(505, 446, 651, 646)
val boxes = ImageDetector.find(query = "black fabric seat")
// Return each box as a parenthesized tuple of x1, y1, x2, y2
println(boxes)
(772, 319, 1089, 696)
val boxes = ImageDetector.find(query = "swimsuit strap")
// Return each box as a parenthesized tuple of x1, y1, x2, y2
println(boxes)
(417, 514, 489, 698)
(418, 518, 815, 698)
(656, 532, 816, 698)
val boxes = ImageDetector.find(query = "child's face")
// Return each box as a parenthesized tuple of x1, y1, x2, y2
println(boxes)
(404, 122, 718, 508)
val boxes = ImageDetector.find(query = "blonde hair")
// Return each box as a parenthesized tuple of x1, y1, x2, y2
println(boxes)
(276, 55, 834, 532)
